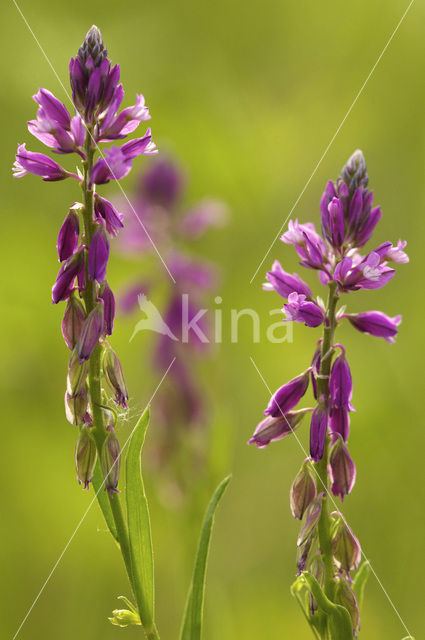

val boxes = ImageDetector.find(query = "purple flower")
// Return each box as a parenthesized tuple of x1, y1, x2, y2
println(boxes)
(329, 406, 350, 442)
(322, 197, 345, 249)
(28, 88, 84, 154)
(264, 370, 310, 417)
(99, 93, 151, 140)
(263, 260, 312, 299)
(329, 436, 356, 500)
(281, 220, 328, 271)
(77, 301, 104, 361)
(334, 252, 395, 292)
(88, 223, 110, 282)
(376, 239, 409, 264)
(309, 405, 328, 462)
(89, 130, 157, 186)
(140, 157, 184, 208)
(283, 293, 324, 328)
(249, 409, 312, 449)
(329, 351, 353, 410)
(345, 311, 402, 343)
(13, 143, 75, 181)
(57, 206, 80, 261)
(52, 247, 85, 303)
(100, 281, 115, 335)
(94, 194, 124, 236)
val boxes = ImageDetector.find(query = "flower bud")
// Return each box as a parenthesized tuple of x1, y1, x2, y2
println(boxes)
(334, 575, 360, 634)
(75, 425, 97, 489)
(329, 351, 353, 409)
(264, 370, 310, 417)
(65, 386, 89, 425)
(88, 223, 110, 283)
(341, 149, 368, 196)
(329, 435, 356, 500)
(289, 459, 317, 520)
(61, 294, 86, 350)
(296, 532, 316, 574)
(109, 608, 141, 628)
(77, 300, 104, 361)
(309, 405, 328, 462)
(57, 206, 80, 262)
(330, 512, 361, 572)
(52, 247, 85, 304)
(248, 408, 312, 449)
(345, 311, 402, 343)
(297, 493, 323, 548)
(100, 427, 121, 496)
(67, 348, 89, 395)
(103, 344, 128, 407)
(99, 281, 115, 335)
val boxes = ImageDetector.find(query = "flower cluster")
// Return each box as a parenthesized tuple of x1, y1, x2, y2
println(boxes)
(14, 26, 157, 495)
(116, 158, 227, 467)
(249, 150, 408, 635)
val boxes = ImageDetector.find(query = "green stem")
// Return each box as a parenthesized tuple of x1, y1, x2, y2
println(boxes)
(80, 130, 157, 638)
(315, 282, 339, 607)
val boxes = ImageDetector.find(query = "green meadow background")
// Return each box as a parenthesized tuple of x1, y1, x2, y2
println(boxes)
(1, 0, 424, 638)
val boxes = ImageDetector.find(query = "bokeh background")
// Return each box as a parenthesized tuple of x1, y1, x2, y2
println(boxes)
(1, 0, 425, 638)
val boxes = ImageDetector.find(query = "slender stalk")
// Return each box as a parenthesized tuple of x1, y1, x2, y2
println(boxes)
(315, 281, 339, 609)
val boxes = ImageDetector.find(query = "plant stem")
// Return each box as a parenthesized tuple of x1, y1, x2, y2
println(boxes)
(80, 129, 134, 591)
(315, 281, 339, 605)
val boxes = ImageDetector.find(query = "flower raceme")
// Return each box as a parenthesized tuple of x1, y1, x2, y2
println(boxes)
(249, 150, 408, 636)
(13, 25, 157, 494)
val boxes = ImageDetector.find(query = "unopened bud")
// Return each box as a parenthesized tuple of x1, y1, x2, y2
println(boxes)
(109, 608, 141, 628)
(65, 386, 89, 425)
(297, 493, 323, 548)
(67, 348, 89, 395)
(100, 427, 121, 496)
(330, 512, 361, 572)
(341, 149, 368, 195)
(77, 300, 104, 361)
(334, 575, 360, 634)
(62, 294, 86, 350)
(57, 206, 80, 262)
(75, 425, 97, 489)
(290, 458, 317, 520)
(103, 344, 128, 407)
(329, 435, 356, 500)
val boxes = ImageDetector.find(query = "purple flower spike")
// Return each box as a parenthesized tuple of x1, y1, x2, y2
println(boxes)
(283, 293, 324, 328)
(94, 194, 124, 237)
(52, 247, 85, 304)
(88, 224, 110, 283)
(345, 311, 402, 343)
(57, 206, 80, 261)
(77, 301, 104, 361)
(329, 435, 356, 500)
(329, 351, 353, 410)
(13, 144, 76, 181)
(309, 405, 328, 462)
(264, 370, 310, 417)
(100, 282, 115, 335)
(263, 260, 312, 299)
(249, 409, 312, 449)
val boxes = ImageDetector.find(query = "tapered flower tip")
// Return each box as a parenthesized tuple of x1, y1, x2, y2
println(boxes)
(78, 25, 106, 65)
(341, 149, 368, 193)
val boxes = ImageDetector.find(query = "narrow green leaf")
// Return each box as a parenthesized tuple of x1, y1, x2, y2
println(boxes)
(352, 560, 371, 611)
(180, 476, 231, 640)
(125, 407, 154, 631)
(92, 461, 119, 542)
(302, 572, 353, 640)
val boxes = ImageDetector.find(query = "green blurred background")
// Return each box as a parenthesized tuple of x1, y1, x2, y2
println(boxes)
(1, 0, 424, 638)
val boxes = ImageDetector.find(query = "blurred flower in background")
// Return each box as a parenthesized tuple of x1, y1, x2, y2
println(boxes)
(115, 157, 228, 499)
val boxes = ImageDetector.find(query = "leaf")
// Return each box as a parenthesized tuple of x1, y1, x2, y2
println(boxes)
(290, 576, 321, 639)
(125, 407, 154, 631)
(180, 476, 231, 640)
(92, 461, 119, 542)
(352, 560, 371, 611)
(302, 572, 353, 640)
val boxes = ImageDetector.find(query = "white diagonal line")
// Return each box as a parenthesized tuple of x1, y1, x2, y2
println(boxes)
(11, 357, 176, 640)
(249, 355, 414, 638)
(12, 0, 176, 283)
(249, 0, 416, 284)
